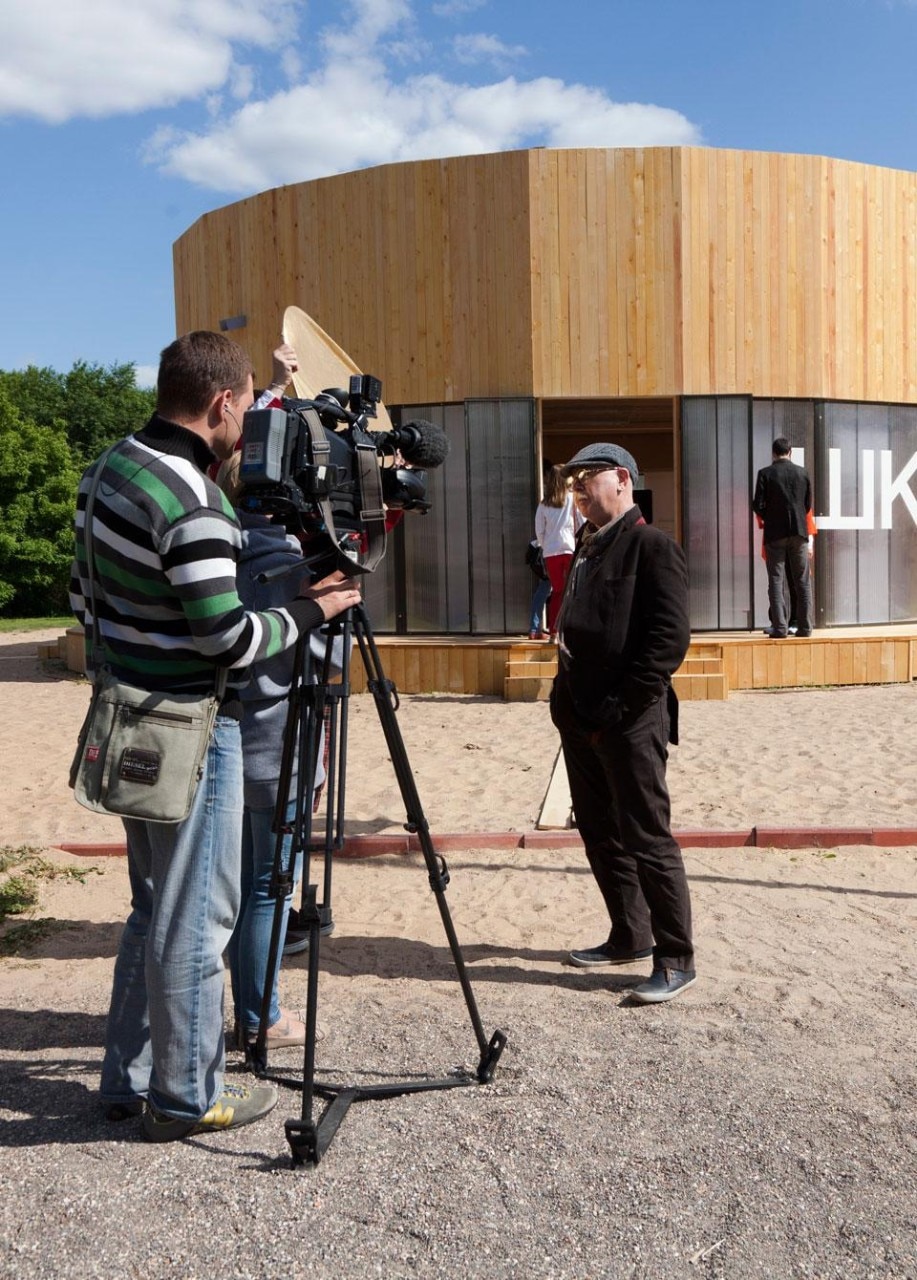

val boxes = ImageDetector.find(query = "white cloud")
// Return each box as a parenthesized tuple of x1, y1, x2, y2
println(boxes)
(146, 2, 701, 192)
(150, 62, 701, 193)
(133, 364, 158, 389)
(0, 0, 297, 123)
(0, 0, 702, 192)
(453, 33, 528, 67)
(432, 0, 488, 15)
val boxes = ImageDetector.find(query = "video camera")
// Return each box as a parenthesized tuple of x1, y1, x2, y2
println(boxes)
(238, 374, 449, 576)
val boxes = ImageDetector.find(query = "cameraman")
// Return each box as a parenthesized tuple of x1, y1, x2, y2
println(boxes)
(70, 331, 360, 1141)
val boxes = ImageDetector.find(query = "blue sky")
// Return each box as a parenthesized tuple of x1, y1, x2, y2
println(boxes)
(3, 0, 917, 386)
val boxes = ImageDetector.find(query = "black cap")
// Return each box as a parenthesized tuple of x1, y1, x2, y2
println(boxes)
(562, 443, 639, 486)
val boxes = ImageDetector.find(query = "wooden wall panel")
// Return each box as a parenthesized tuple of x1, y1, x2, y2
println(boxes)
(526, 147, 681, 397)
(674, 149, 917, 402)
(174, 146, 917, 407)
(174, 153, 534, 403)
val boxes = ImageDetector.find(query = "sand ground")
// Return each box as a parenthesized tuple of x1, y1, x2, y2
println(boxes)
(1, 630, 916, 1279)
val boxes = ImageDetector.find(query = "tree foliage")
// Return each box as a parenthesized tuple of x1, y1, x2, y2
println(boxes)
(0, 361, 155, 616)
(0, 361, 155, 470)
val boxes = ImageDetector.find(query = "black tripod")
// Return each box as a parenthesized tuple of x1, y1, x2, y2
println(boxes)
(246, 601, 507, 1166)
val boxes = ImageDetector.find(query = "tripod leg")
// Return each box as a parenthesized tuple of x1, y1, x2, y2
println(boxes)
(267, 606, 505, 1167)
(248, 634, 325, 1073)
(351, 604, 507, 1079)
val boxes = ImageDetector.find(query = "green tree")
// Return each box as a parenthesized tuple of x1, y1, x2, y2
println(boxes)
(0, 361, 155, 470)
(0, 385, 81, 615)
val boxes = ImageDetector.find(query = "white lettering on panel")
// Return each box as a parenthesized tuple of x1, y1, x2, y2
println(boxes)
(880, 450, 917, 529)
(817, 448, 875, 530)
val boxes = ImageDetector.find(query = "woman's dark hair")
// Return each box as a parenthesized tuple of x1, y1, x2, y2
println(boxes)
(157, 331, 253, 421)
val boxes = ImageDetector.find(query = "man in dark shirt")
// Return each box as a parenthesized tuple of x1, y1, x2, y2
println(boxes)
(549, 442, 695, 1005)
(752, 437, 814, 638)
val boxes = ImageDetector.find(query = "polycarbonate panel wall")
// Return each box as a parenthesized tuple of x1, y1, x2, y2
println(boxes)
(681, 398, 754, 630)
(361, 504, 396, 632)
(465, 399, 537, 633)
(684, 395, 917, 631)
(887, 406, 917, 622)
(368, 399, 535, 633)
(814, 402, 917, 625)
(364, 403, 470, 632)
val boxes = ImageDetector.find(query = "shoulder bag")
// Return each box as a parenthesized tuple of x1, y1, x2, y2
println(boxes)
(525, 539, 549, 581)
(69, 447, 227, 823)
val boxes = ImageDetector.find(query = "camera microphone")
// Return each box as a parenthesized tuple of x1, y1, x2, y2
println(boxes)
(381, 420, 450, 469)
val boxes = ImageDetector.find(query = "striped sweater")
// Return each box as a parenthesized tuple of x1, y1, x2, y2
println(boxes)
(69, 416, 324, 693)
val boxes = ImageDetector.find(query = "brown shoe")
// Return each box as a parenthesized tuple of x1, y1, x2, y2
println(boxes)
(263, 1012, 306, 1047)
(244, 1010, 326, 1049)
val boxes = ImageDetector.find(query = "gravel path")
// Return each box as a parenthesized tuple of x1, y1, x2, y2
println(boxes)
(2, 842, 916, 1280)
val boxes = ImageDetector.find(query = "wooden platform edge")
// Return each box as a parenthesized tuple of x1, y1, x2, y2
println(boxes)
(51, 626, 917, 698)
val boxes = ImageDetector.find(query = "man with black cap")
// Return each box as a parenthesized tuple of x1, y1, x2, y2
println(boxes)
(549, 443, 696, 1003)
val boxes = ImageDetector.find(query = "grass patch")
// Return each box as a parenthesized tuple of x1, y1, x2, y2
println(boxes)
(0, 616, 72, 633)
(0, 875, 40, 918)
(0, 845, 102, 955)
(0, 920, 66, 956)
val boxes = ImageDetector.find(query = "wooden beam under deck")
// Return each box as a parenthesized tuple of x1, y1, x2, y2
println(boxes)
(54, 625, 917, 699)
(345, 625, 917, 699)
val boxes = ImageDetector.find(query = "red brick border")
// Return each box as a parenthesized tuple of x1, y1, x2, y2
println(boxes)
(56, 825, 917, 860)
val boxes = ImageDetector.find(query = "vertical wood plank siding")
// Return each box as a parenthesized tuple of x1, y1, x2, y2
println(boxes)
(174, 147, 917, 405)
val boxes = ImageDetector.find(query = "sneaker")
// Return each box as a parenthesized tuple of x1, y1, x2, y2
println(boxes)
(282, 930, 310, 957)
(104, 1097, 146, 1122)
(569, 942, 654, 968)
(283, 911, 335, 957)
(630, 966, 697, 1004)
(763, 628, 787, 639)
(141, 1081, 279, 1143)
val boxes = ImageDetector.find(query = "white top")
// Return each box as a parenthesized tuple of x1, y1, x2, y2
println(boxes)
(535, 493, 581, 556)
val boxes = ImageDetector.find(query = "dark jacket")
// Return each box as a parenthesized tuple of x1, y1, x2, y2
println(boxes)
(752, 458, 812, 542)
(235, 514, 347, 809)
(551, 506, 690, 734)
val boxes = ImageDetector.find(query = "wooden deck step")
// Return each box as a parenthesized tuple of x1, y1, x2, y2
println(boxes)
(503, 641, 729, 702)
(671, 671, 728, 701)
(504, 674, 555, 701)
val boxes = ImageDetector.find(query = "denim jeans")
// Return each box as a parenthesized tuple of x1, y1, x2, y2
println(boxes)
(227, 801, 303, 1034)
(99, 717, 243, 1121)
(529, 576, 551, 633)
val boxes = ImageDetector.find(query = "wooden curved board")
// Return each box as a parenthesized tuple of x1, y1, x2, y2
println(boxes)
(282, 305, 392, 432)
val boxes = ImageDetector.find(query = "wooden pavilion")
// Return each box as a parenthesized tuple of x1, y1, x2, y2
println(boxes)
(171, 146, 917, 696)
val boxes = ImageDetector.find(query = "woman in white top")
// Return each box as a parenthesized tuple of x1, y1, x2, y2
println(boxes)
(535, 465, 581, 638)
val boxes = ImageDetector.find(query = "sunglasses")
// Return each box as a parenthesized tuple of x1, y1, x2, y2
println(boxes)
(571, 466, 620, 489)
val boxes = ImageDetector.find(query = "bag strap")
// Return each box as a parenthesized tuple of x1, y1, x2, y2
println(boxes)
(300, 407, 386, 574)
(81, 444, 227, 699)
(82, 446, 116, 677)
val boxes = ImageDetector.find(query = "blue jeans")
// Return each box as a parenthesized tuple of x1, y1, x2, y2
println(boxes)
(99, 717, 243, 1122)
(529, 576, 551, 633)
(227, 801, 303, 1034)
